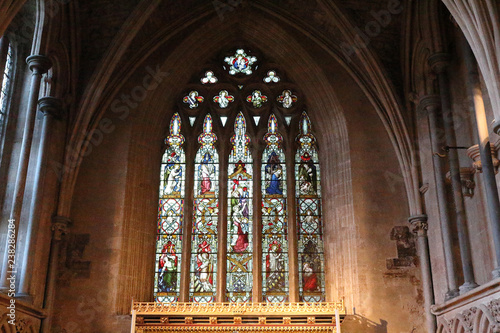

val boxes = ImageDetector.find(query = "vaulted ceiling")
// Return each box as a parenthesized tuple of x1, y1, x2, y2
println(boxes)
(74, 0, 406, 102)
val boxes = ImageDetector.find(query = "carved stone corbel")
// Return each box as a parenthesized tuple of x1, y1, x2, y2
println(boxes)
(446, 167, 476, 197)
(51, 216, 71, 241)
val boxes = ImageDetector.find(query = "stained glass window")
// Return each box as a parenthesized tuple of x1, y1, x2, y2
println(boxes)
(262, 114, 288, 302)
(157, 48, 326, 304)
(155, 113, 185, 302)
(227, 113, 253, 302)
(190, 114, 219, 303)
(296, 112, 325, 302)
(0, 41, 13, 155)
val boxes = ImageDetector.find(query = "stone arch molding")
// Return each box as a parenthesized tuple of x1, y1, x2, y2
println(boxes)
(57, 0, 419, 219)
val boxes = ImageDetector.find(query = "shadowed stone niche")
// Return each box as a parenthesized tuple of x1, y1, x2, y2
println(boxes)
(386, 226, 417, 269)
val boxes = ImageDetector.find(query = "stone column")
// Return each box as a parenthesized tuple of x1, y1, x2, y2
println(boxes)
(18, 97, 63, 295)
(409, 215, 436, 333)
(429, 53, 478, 293)
(41, 216, 71, 333)
(419, 95, 459, 299)
(461, 38, 500, 278)
(0, 55, 52, 288)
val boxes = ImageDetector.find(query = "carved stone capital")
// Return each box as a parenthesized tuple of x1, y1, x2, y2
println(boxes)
(51, 215, 71, 241)
(428, 53, 451, 74)
(466, 144, 499, 174)
(446, 167, 476, 197)
(26, 55, 52, 74)
(419, 95, 441, 113)
(38, 97, 63, 119)
(408, 214, 428, 236)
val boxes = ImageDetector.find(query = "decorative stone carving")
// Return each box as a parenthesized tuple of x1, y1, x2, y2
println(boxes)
(160, 317, 169, 323)
(461, 307, 477, 331)
(234, 317, 242, 325)
(185, 317, 193, 325)
(259, 317, 266, 324)
(209, 317, 217, 325)
(51, 216, 71, 241)
(136, 316, 144, 324)
(466, 144, 500, 174)
(408, 215, 428, 236)
(283, 317, 291, 324)
(445, 167, 476, 197)
(307, 317, 316, 324)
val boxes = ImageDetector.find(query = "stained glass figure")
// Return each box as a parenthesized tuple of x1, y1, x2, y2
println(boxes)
(295, 112, 325, 302)
(183, 91, 204, 109)
(190, 114, 219, 303)
(277, 90, 297, 109)
(246, 90, 268, 108)
(262, 114, 288, 302)
(263, 70, 280, 83)
(201, 71, 218, 84)
(213, 90, 234, 108)
(227, 113, 253, 302)
(155, 113, 186, 302)
(224, 49, 257, 75)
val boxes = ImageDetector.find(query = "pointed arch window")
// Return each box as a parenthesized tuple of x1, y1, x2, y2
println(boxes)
(154, 48, 326, 303)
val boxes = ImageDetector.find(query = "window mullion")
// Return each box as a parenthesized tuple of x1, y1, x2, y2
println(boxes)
(217, 142, 228, 303)
(286, 134, 299, 303)
(252, 147, 263, 302)
(179, 140, 195, 302)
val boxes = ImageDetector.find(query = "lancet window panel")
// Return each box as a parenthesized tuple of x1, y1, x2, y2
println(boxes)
(155, 113, 186, 302)
(153, 47, 326, 304)
(190, 114, 219, 303)
(227, 112, 253, 303)
(262, 114, 289, 303)
(296, 112, 325, 302)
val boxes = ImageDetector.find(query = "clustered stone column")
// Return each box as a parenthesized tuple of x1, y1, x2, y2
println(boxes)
(0, 55, 52, 288)
(409, 215, 436, 333)
(460, 36, 500, 279)
(18, 97, 63, 295)
(419, 95, 459, 299)
(429, 53, 478, 293)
